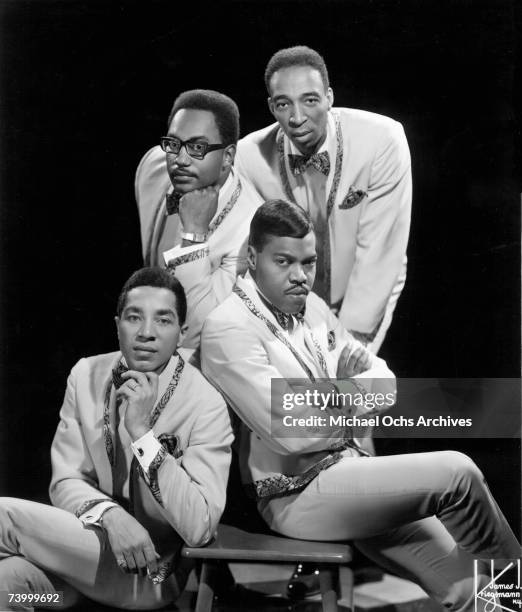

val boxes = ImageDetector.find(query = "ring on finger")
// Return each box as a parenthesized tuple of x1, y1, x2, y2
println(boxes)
(117, 558, 127, 569)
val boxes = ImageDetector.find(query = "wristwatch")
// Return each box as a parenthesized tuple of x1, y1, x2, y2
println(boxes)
(180, 231, 207, 243)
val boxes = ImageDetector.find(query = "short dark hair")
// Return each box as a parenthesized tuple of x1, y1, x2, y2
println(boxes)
(249, 200, 314, 251)
(264, 46, 329, 93)
(167, 89, 240, 146)
(116, 267, 187, 325)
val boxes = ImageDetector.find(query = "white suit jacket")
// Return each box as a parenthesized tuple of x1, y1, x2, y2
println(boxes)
(50, 350, 233, 563)
(201, 275, 394, 501)
(235, 108, 412, 351)
(135, 146, 262, 347)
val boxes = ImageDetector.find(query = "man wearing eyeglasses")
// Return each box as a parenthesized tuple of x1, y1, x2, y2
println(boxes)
(135, 89, 262, 348)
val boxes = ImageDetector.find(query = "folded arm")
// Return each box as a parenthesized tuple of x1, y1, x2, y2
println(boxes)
(201, 309, 395, 456)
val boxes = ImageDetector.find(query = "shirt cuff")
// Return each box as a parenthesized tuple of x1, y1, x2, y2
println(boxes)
(79, 501, 119, 527)
(131, 429, 163, 473)
(163, 242, 209, 266)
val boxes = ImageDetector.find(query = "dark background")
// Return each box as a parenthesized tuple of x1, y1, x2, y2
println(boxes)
(0, 0, 520, 535)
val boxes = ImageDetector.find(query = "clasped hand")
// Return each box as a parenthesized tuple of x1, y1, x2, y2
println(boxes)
(116, 370, 159, 441)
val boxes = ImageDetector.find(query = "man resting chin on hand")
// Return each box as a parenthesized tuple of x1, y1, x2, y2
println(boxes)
(0, 267, 232, 611)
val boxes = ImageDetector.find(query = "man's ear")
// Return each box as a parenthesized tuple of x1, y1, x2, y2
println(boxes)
(177, 322, 189, 348)
(327, 87, 334, 110)
(222, 144, 236, 170)
(114, 316, 120, 340)
(247, 244, 257, 270)
(267, 97, 276, 118)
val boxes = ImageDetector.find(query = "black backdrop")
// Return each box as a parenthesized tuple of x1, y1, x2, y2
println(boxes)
(0, 0, 520, 534)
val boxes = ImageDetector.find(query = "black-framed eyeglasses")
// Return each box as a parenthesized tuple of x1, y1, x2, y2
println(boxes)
(160, 136, 226, 160)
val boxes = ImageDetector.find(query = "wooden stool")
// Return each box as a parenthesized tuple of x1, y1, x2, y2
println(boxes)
(182, 523, 353, 612)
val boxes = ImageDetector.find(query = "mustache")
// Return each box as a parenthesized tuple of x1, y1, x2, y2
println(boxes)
(285, 282, 310, 294)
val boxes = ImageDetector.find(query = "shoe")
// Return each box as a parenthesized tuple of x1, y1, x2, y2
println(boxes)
(286, 562, 321, 600)
(285, 559, 385, 601)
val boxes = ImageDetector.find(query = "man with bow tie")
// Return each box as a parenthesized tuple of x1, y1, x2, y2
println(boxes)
(235, 46, 412, 353)
(135, 89, 262, 348)
(201, 200, 521, 611)
(0, 267, 232, 610)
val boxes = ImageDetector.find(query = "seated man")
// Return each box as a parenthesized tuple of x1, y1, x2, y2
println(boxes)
(0, 267, 233, 610)
(201, 200, 520, 611)
(135, 89, 262, 347)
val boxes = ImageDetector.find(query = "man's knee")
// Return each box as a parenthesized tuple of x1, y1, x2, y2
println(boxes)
(438, 451, 483, 481)
(0, 498, 42, 545)
(0, 556, 47, 592)
(0, 497, 36, 523)
(0, 556, 80, 611)
(435, 451, 486, 511)
(0, 497, 18, 520)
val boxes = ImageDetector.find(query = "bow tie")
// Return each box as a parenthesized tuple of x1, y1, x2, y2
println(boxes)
(257, 291, 305, 331)
(112, 362, 129, 390)
(166, 192, 182, 215)
(288, 151, 330, 177)
(276, 309, 305, 331)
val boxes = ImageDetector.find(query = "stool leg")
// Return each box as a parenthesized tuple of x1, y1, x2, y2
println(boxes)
(318, 565, 339, 612)
(195, 560, 218, 612)
(339, 564, 354, 612)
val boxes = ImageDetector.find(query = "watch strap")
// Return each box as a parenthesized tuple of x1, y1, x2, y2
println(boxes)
(180, 231, 207, 243)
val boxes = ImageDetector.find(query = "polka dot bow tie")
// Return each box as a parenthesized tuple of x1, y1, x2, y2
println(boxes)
(288, 151, 330, 177)
(273, 308, 305, 331)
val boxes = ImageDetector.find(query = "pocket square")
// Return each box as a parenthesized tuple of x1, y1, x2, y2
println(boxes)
(339, 186, 367, 210)
(158, 433, 183, 459)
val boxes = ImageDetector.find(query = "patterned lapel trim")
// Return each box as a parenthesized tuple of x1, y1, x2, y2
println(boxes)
(233, 285, 329, 381)
(277, 130, 297, 204)
(325, 113, 344, 219)
(207, 176, 242, 238)
(276, 114, 343, 305)
(103, 380, 116, 466)
(103, 354, 185, 467)
(149, 354, 185, 427)
(307, 328, 329, 377)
